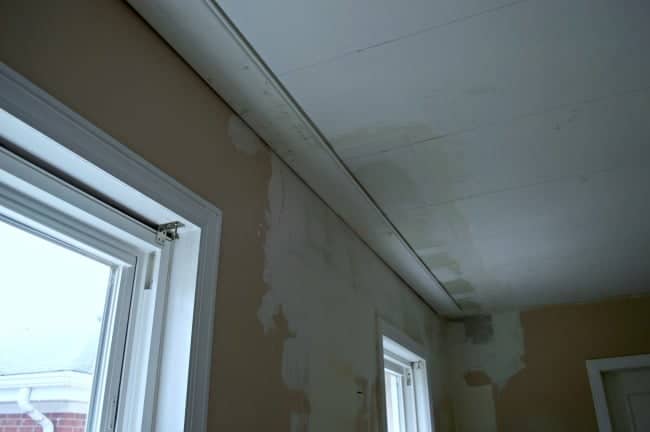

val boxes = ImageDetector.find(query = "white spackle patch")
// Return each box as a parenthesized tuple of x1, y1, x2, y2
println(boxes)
(447, 311, 525, 389)
(227, 115, 263, 156)
(445, 312, 524, 432)
(260, 155, 445, 432)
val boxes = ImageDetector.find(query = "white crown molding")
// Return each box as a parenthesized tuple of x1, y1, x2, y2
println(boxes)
(127, 0, 461, 316)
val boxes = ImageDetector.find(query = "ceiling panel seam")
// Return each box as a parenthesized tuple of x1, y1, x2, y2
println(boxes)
(127, 0, 464, 315)
(277, 0, 531, 77)
(202, 0, 462, 313)
(343, 84, 650, 162)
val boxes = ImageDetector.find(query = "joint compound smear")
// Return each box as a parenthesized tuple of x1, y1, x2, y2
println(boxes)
(260, 155, 449, 431)
(448, 311, 525, 389)
(445, 312, 525, 432)
(228, 115, 263, 156)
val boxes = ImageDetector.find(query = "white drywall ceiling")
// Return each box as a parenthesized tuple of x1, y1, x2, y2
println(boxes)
(130, 0, 650, 314)
(215, 0, 650, 311)
(128, 0, 463, 316)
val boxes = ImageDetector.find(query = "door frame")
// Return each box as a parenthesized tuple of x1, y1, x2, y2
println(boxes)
(586, 354, 650, 432)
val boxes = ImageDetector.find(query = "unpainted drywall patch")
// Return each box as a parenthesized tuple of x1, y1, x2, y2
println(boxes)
(447, 311, 525, 389)
(445, 278, 474, 296)
(260, 155, 443, 431)
(421, 252, 461, 274)
(227, 114, 263, 155)
(446, 312, 524, 431)
(463, 315, 493, 344)
(464, 370, 492, 387)
(352, 158, 418, 204)
(259, 156, 377, 431)
(456, 298, 482, 314)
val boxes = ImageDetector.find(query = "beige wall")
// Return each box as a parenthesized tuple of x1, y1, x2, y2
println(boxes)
(0, 2, 450, 431)
(447, 296, 650, 432)
(497, 296, 650, 431)
(5, 4, 645, 432)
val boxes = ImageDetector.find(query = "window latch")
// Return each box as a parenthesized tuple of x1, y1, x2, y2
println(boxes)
(156, 221, 184, 244)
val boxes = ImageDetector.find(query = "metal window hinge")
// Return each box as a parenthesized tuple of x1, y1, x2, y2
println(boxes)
(406, 370, 412, 386)
(156, 221, 184, 244)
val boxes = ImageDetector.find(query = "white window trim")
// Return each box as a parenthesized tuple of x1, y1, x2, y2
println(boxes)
(0, 63, 222, 432)
(377, 318, 434, 432)
(0, 134, 169, 432)
(586, 353, 650, 432)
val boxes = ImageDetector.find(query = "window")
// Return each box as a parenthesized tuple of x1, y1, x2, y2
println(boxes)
(0, 64, 222, 432)
(0, 145, 173, 432)
(0, 217, 116, 432)
(381, 324, 433, 432)
(384, 354, 416, 432)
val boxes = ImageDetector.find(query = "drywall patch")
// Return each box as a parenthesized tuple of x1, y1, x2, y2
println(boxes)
(260, 155, 443, 431)
(447, 311, 525, 389)
(446, 278, 474, 296)
(446, 312, 523, 432)
(352, 158, 418, 204)
(463, 315, 493, 344)
(464, 370, 492, 387)
(259, 155, 376, 431)
(456, 298, 482, 314)
(227, 114, 263, 155)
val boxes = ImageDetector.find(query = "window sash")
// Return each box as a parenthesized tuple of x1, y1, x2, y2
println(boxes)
(1, 64, 223, 432)
(0, 198, 139, 432)
(384, 368, 407, 432)
(0, 144, 170, 431)
(382, 334, 432, 432)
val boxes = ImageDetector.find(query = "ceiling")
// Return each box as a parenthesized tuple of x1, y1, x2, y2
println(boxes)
(214, 0, 650, 312)
(131, 0, 650, 313)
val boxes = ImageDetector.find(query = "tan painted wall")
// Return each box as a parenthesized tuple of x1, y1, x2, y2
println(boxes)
(0, 2, 450, 431)
(497, 296, 650, 431)
(1, 5, 646, 432)
(447, 296, 650, 432)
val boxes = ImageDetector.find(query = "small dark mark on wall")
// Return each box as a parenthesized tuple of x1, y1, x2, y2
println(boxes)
(463, 315, 493, 344)
(464, 369, 492, 386)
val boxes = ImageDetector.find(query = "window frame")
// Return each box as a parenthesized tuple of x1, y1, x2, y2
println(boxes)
(383, 356, 411, 432)
(0, 63, 222, 432)
(378, 319, 434, 432)
(0, 122, 173, 432)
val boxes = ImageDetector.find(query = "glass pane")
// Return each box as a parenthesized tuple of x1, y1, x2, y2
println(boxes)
(385, 369, 407, 432)
(0, 218, 113, 432)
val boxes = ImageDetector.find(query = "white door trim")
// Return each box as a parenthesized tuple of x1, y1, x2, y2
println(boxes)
(586, 354, 650, 432)
(0, 63, 222, 432)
